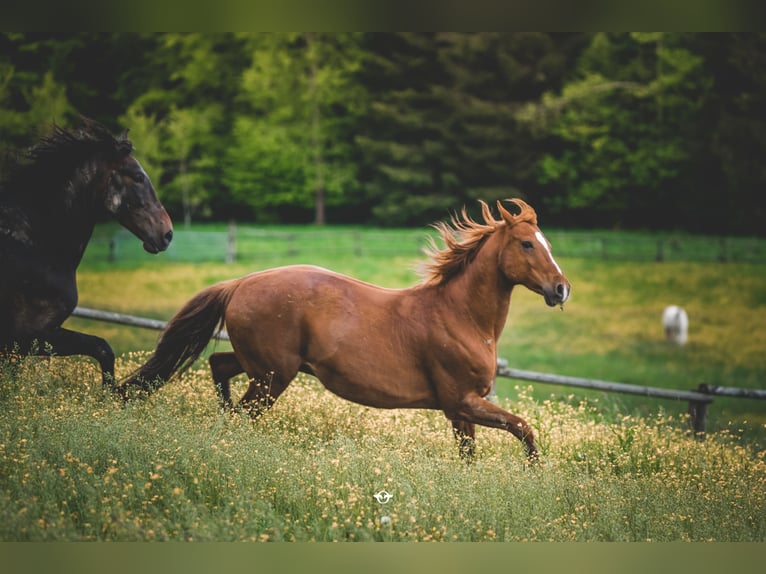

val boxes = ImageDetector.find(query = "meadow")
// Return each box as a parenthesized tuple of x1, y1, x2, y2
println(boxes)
(0, 224, 765, 541)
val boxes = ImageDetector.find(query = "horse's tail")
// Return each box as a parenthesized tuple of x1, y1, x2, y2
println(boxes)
(119, 279, 240, 397)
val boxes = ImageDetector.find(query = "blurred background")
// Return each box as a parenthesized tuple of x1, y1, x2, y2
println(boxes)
(2, 32, 765, 235)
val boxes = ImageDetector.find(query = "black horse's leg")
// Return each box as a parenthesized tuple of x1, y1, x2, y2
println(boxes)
(209, 351, 244, 410)
(31, 328, 116, 389)
(452, 420, 476, 462)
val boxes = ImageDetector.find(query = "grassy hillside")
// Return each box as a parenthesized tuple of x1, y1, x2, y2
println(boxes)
(1, 226, 764, 541)
(70, 230, 766, 441)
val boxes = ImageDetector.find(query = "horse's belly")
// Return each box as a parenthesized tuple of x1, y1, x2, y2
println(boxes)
(311, 363, 438, 410)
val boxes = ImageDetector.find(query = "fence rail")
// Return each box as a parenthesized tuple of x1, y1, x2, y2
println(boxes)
(495, 361, 714, 437)
(71, 306, 765, 437)
(72, 306, 230, 341)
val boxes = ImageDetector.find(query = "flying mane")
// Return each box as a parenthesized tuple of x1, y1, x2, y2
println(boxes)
(0, 118, 133, 201)
(422, 199, 538, 286)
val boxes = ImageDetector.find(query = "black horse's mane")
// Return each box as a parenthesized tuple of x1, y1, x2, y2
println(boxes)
(0, 118, 133, 202)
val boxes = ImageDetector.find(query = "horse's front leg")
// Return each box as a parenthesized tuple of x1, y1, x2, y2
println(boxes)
(451, 420, 476, 462)
(446, 394, 539, 462)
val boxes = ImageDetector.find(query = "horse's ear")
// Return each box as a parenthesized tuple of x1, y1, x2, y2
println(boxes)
(497, 199, 520, 224)
(497, 199, 537, 226)
(115, 136, 133, 156)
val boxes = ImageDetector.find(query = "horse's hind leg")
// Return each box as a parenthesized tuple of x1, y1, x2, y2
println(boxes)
(238, 370, 293, 419)
(452, 421, 476, 462)
(209, 352, 244, 410)
(29, 328, 116, 389)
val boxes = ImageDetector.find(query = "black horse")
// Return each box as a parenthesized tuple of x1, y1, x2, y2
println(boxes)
(0, 118, 173, 389)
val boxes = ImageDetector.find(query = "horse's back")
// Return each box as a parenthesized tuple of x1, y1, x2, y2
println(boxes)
(225, 265, 401, 339)
(232, 264, 397, 306)
(223, 265, 439, 408)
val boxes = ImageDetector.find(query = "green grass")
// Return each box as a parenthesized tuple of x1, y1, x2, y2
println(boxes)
(2, 225, 765, 540)
(71, 237, 766, 443)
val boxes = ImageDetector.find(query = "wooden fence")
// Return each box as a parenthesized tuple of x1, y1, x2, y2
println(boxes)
(96, 225, 766, 265)
(494, 360, 766, 439)
(71, 306, 765, 437)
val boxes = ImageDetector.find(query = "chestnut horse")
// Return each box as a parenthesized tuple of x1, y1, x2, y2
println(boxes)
(120, 199, 570, 461)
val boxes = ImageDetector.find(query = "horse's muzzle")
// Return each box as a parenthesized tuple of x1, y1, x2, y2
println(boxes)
(143, 229, 173, 254)
(543, 280, 570, 307)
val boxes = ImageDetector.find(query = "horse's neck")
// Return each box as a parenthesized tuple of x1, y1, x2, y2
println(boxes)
(32, 162, 101, 264)
(443, 234, 513, 340)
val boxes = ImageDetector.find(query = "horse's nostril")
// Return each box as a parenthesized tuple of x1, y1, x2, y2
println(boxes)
(556, 283, 564, 296)
(165, 230, 174, 243)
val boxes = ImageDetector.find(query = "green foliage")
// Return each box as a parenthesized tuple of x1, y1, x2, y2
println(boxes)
(527, 33, 710, 226)
(0, 40, 73, 151)
(224, 33, 365, 223)
(2, 33, 766, 233)
(355, 33, 576, 225)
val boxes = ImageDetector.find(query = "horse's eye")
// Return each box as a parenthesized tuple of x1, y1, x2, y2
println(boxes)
(521, 240, 534, 249)
(132, 172, 145, 184)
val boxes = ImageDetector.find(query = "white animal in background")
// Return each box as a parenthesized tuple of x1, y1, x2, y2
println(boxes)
(662, 305, 688, 346)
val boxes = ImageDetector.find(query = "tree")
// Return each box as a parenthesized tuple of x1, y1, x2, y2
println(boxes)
(692, 33, 766, 235)
(226, 33, 364, 224)
(4, 33, 765, 233)
(0, 33, 73, 153)
(355, 33, 583, 226)
(120, 33, 247, 223)
(435, 33, 583, 214)
(521, 33, 711, 229)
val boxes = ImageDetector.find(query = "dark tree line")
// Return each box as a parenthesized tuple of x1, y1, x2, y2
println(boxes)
(2, 33, 764, 235)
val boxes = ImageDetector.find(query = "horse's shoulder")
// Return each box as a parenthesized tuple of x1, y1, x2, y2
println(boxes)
(0, 203, 34, 248)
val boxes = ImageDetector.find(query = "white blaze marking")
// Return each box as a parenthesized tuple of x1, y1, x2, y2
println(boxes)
(535, 231, 562, 275)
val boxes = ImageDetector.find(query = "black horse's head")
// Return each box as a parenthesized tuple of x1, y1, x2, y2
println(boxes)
(2, 118, 174, 254)
(103, 153, 174, 254)
(102, 134, 173, 254)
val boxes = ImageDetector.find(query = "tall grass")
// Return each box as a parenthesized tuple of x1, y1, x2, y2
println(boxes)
(1, 354, 764, 541)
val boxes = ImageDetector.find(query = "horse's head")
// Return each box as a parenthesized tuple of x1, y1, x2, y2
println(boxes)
(104, 152, 173, 254)
(497, 199, 570, 307)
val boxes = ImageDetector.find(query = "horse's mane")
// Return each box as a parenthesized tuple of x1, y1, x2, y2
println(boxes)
(0, 118, 133, 201)
(422, 198, 537, 286)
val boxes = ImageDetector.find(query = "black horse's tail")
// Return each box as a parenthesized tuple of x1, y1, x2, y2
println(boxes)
(119, 279, 239, 397)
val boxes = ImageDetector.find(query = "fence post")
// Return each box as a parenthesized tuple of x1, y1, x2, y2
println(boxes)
(656, 239, 664, 262)
(687, 399, 709, 440)
(688, 383, 715, 440)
